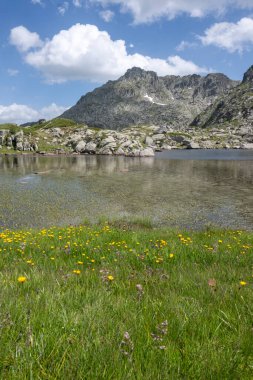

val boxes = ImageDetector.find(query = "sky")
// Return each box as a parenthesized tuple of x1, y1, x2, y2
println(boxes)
(1, 0, 253, 124)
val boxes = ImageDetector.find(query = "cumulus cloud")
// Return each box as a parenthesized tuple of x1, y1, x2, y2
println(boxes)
(91, 0, 253, 23)
(40, 103, 68, 120)
(10, 26, 43, 52)
(0, 103, 68, 125)
(100, 10, 115, 22)
(11, 24, 208, 83)
(199, 17, 253, 52)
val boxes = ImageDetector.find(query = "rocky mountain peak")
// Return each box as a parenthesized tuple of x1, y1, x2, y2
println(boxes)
(242, 65, 253, 83)
(121, 66, 158, 81)
(60, 66, 239, 130)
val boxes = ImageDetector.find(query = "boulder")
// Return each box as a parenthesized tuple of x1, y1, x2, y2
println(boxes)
(161, 144, 172, 150)
(186, 142, 200, 149)
(84, 142, 97, 154)
(75, 141, 86, 153)
(0, 130, 8, 145)
(16, 141, 23, 151)
(145, 136, 154, 146)
(23, 140, 31, 151)
(152, 134, 165, 141)
(100, 136, 115, 147)
(51, 128, 64, 137)
(241, 143, 253, 149)
(114, 147, 125, 156)
(139, 147, 155, 157)
(97, 146, 113, 155)
(6, 137, 13, 147)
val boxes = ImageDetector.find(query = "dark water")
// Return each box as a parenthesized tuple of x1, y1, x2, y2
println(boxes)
(0, 150, 253, 230)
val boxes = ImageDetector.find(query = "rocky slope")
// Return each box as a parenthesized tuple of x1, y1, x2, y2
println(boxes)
(1, 118, 253, 158)
(191, 65, 253, 131)
(61, 67, 238, 130)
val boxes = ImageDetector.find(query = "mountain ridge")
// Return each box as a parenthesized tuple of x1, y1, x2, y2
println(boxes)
(61, 67, 239, 130)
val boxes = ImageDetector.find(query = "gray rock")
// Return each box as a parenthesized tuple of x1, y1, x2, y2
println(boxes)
(16, 141, 23, 151)
(139, 147, 155, 156)
(75, 141, 86, 153)
(0, 130, 8, 145)
(184, 140, 200, 149)
(6, 137, 13, 147)
(201, 140, 214, 149)
(114, 147, 125, 156)
(23, 140, 31, 151)
(152, 134, 165, 141)
(161, 144, 172, 150)
(241, 143, 253, 149)
(145, 136, 154, 146)
(51, 128, 64, 137)
(97, 146, 113, 155)
(100, 136, 115, 147)
(170, 134, 185, 143)
(84, 142, 97, 154)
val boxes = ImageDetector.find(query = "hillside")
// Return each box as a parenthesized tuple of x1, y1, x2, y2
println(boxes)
(191, 66, 253, 131)
(61, 67, 238, 130)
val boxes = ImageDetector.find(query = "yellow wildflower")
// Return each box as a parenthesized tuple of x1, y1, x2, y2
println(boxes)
(107, 275, 114, 281)
(240, 281, 247, 286)
(18, 276, 27, 283)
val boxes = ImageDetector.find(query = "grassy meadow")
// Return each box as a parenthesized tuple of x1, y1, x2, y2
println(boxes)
(0, 223, 252, 379)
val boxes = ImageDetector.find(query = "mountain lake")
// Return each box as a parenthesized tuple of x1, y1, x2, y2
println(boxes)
(0, 149, 253, 230)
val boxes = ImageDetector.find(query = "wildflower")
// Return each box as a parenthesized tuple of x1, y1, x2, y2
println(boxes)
(73, 270, 81, 275)
(119, 331, 134, 357)
(136, 284, 144, 300)
(169, 253, 174, 259)
(240, 281, 247, 286)
(18, 276, 27, 283)
(107, 275, 114, 281)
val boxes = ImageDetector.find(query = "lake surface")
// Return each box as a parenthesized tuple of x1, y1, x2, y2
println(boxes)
(0, 150, 253, 230)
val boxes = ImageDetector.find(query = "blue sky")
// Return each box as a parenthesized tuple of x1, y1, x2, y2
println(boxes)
(1, 0, 253, 124)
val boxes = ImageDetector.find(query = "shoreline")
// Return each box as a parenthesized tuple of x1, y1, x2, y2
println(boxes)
(1, 146, 253, 158)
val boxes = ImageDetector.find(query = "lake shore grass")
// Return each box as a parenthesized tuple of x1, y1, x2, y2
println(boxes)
(0, 223, 252, 379)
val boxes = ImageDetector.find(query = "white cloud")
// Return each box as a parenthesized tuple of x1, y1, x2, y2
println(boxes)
(58, 1, 69, 15)
(7, 69, 19, 76)
(100, 10, 115, 22)
(176, 40, 198, 51)
(73, 0, 82, 6)
(31, 0, 43, 4)
(199, 17, 253, 52)
(10, 26, 43, 52)
(0, 103, 68, 125)
(40, 103, 68, 120)
(13, 24, 208, 83)
(91, 0, 253, 23)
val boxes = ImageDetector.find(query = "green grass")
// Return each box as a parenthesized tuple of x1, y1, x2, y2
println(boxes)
(24, 118, 78, 134)
(0, 224, 252, 379)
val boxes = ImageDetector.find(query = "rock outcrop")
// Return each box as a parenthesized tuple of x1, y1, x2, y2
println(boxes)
(191, 65, 253, 130)
(0, 129, 38, 152)
(61, 67, 238, 130)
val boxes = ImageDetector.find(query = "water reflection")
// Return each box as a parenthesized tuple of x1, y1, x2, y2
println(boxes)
(0, 151, 253, 230)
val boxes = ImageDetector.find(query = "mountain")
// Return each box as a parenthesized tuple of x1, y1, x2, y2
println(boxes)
(61, 67, 238, 130)
(191, 66, 253, 129)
